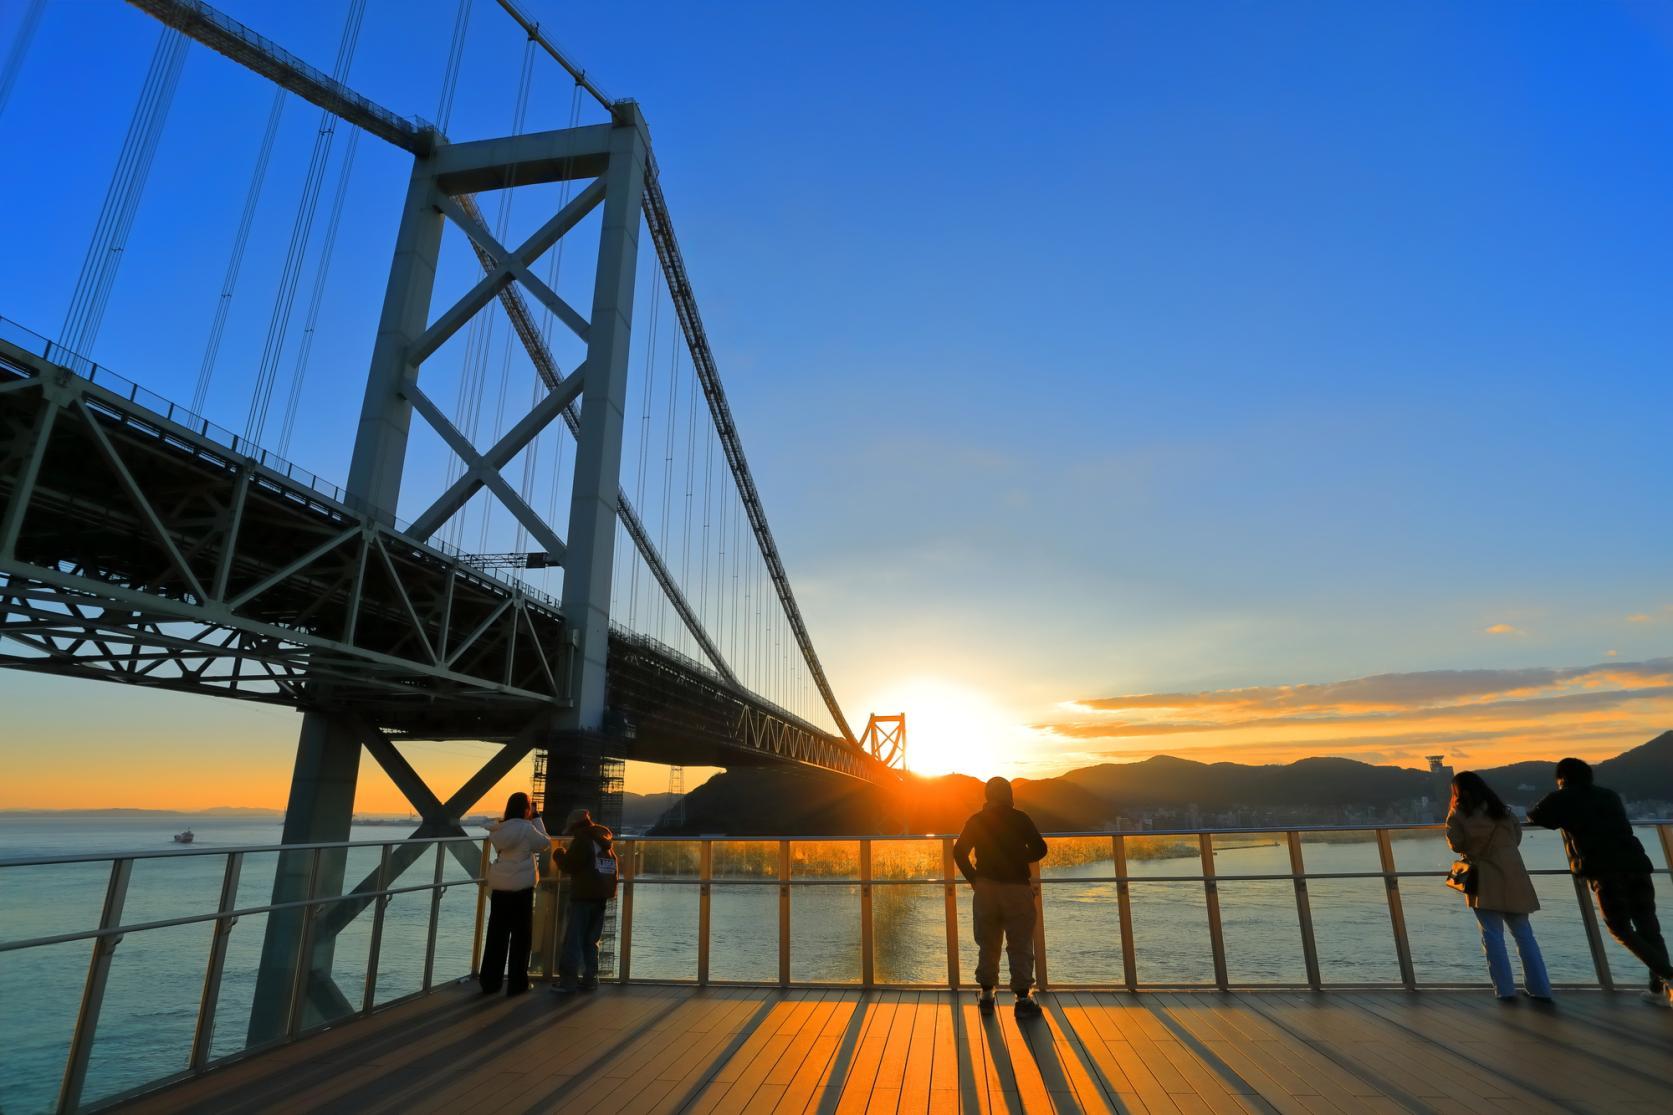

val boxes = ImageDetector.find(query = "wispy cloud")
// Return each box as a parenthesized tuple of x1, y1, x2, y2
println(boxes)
(1041, 657, 1673, 768)
(1485, 623, 1525, 636)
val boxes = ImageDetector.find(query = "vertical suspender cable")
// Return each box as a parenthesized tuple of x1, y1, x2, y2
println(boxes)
(194, 86, 284, 413)
(434, 0, 472, 134)
(60, 26, 187, 358)
(244, 0, 366, 445)
(276, 126, 360, 455)
(0, 0, 47, 121)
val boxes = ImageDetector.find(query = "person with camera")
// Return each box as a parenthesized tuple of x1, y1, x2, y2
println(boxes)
(1445, 771, 1551, 1002)
(479, 791, 552, 996)
(553, 807, 618, 994)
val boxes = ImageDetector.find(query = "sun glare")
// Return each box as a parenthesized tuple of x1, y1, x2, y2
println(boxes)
(868, 678, 1020, 778)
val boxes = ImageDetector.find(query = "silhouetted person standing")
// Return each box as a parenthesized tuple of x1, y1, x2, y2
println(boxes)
(480, 791, 551, 996)
(553, 807, 617, 994)
(954, 776, 1048, 1018)
(1528, 757, 1673, 1007)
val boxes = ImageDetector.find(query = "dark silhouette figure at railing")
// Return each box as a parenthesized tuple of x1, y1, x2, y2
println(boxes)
(1444, 770, 1552, 1001)
(954, 776, 1048, 1018)
(553, 807, 618, 993)
(1529, 757, 1673, 1007)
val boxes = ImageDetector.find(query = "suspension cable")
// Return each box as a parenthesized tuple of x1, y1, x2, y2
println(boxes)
(60, 26, 187, 357)
(0, 0, 47, 121)
(276, 125, 359, 455)
(243, 0, 366, 445)
(193, 86, 283, 414)
(434, 0, 472, 133)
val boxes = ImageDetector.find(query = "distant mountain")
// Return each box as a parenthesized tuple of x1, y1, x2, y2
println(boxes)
(652, 732, 1673, 836)
(619, 791, 684, 831)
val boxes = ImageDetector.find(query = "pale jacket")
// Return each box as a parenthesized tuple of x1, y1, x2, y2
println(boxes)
(485, 817, 551, 891)
(1445, 809, 1540, 914)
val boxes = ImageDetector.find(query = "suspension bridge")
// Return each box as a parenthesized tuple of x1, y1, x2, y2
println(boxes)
(0, 0, 903, 1047)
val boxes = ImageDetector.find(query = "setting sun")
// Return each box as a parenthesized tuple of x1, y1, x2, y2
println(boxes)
(865, 678, 1025, 778)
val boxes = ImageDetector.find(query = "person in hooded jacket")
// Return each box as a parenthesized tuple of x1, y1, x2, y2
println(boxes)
(954, 777, 1048, 1018)
(479, 791, 551, 995)
(1444, 771, 1552, 1002)
(554, 807, 617, 993)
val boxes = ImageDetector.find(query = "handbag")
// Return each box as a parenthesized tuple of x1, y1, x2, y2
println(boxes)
(1445, 857, 1477, 896)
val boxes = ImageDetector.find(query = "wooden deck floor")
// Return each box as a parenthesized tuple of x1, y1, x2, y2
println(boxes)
(115, 984, 1673, 1115)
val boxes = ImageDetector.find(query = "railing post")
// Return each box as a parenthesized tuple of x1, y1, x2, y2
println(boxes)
(422, 842, 446, 991)
(362, 844, 392, 1013)
(470, 838, 491, 978)
(618, 839, 634, 984)
(1030, 859, 1049, 992)
(1374, 830, 1416, 990)
(697, 841, 712, 986)
(1286, 832, 1322, 991)
(1113, 835, 1137, 991)
(860, 839, 874, 988)
(1200, 834, 1228, 990)
(1573, 875, 1614, 990)
(190, 852, 244, 1072)
(57, 857, 132, 1115)
(285, 848, 325, 1038)
(942, 838, 960, 990)
(778, 840, 791, 988)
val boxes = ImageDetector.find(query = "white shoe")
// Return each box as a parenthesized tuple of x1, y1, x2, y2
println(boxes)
(1638, 989, 1670, 1008)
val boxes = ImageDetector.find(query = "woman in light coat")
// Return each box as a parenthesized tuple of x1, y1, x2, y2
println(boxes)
(479, 791, 551, 995)
(1445, 771, 1552, 1001)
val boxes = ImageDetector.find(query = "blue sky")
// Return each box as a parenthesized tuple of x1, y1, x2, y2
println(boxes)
(1, 1, 1670, 805)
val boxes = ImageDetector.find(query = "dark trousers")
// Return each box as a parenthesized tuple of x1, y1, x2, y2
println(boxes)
(480, 887, 534, 993)
(1590, 873, 1673, 988)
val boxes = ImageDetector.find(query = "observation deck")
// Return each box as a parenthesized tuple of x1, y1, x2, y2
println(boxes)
(5, 823, 1671, 1114)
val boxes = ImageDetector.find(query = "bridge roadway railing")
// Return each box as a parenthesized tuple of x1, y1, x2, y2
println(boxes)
(3, 822, 1669, 1112)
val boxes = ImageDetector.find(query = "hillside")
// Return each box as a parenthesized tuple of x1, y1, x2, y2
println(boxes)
(651, 731, 1673, 836)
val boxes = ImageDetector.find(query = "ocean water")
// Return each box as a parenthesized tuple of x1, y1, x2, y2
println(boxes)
(1, 818, 1667, 1113)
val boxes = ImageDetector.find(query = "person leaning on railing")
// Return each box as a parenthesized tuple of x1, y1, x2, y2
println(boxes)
(552, 808, 618, 995)
(1444, 771, 1552, 1003)
(479, 792, 553, 997)
(954, 776, 1048, 1019)
(1527, 757, 1673, 1009)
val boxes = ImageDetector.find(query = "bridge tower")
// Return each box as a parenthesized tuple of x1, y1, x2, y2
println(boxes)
(251, 103, 650, 1040)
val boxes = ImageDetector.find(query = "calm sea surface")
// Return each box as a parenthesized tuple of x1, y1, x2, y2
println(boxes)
(1, 816, 1667, 1113)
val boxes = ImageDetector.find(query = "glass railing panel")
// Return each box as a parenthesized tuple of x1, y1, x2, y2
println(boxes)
(790, 882, 860, 983)
(870, 882, 946, 985)
(1308, 878, 1402, 983)
(1528, 873, 1608, 985)
(789, 840, 859, 882)
(628, 881, 698, 980)
(1391, 827, 1482, 985)
(121, 854, 225, 928)
(0, 940, 91, 1115)
(708, 882, 778, 982)
(208, 910, 267, 1061)
(372, 890, 429, 1005)
(1215, 880, 1307, 984)
(81, 921, 211, 1106)
(311, 893, 373, 1025)
(712, 840, 777, 881)
(0, 860, 109, 944)
(1039, 836, 1123, 985)
(634, 840, 701, 881)
(870, 838, 942, 882)
(1208, 832, 1289, 876)
(1126, 881, 1214, 985)
(435, 875, 481, 984)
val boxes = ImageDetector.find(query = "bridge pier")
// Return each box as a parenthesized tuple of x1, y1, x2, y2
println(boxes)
(249, 711, 361, 1044)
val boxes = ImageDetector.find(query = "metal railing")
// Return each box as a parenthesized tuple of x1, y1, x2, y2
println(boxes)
(0, 836, 487, 1115)
(3, 822, 1670, 1112)
(606, 822, 1673, 993)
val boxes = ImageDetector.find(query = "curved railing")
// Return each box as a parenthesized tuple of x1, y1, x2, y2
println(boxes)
(2, 821, 1669, 1113)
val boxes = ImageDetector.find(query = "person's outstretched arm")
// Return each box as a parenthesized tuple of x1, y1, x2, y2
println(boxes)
(527, 815, 551, 853)
(1526, 793, 1562, 829)
(953, 818, 979, 884)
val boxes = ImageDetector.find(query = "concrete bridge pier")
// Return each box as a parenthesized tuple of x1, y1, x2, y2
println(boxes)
(248, 712, 361, 1044)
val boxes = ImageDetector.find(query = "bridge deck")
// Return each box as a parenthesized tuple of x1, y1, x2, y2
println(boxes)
(113, 983, 1673, 1114)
